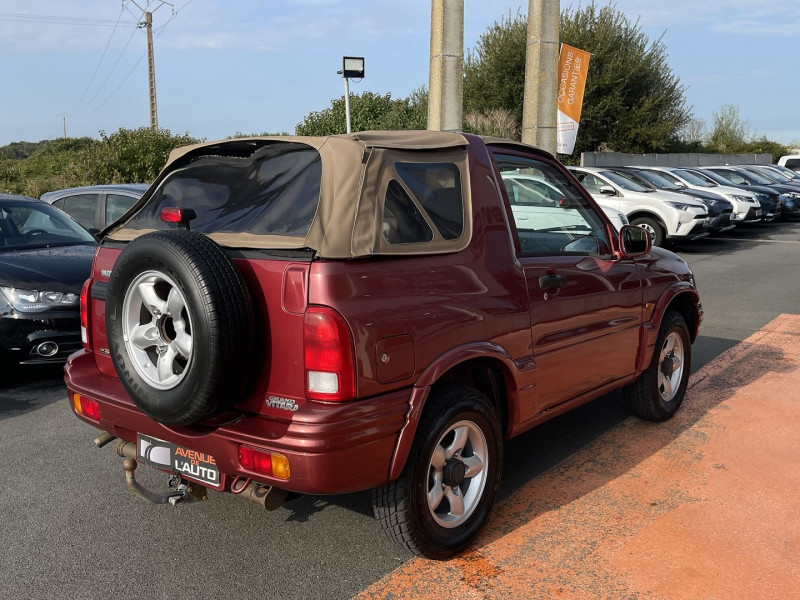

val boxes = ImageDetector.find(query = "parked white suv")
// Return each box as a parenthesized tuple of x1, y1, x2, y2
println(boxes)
(569, 166, 710, 246)
(778, 155, 800, 173)
(502, 172, 629, 232)
(633, 166, 761, 224)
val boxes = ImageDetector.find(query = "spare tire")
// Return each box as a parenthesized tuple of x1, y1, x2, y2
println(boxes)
(105, 230, 256, 426)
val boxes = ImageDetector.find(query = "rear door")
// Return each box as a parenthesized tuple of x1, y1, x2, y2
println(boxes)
(493, 151, 644, 415)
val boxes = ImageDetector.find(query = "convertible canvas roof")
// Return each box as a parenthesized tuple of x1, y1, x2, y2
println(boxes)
(107, 131, 473, 258)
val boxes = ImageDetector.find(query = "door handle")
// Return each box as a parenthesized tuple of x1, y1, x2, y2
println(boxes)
(539, 274, 568, 290)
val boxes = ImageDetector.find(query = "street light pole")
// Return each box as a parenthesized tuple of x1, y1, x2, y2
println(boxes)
(338, 57, 364, 134)
(344, 77, 352, 134)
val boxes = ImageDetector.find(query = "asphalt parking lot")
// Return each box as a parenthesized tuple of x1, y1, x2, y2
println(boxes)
(1, 219, 799, 599)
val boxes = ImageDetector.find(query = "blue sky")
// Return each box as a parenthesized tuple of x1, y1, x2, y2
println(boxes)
(1, 0, 798, 148)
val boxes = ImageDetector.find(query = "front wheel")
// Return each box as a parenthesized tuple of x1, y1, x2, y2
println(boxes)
(623, 310, 691, 421)
(372, 385, 503, 559)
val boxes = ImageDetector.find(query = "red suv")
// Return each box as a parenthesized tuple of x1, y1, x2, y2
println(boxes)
(66, 131, 701, 559)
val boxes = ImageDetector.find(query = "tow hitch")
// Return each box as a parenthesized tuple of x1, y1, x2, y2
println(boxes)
(96, 435, 289, 510)
(117, 441, 208, 505)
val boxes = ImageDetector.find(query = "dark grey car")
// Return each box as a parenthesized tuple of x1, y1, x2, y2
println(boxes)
(40, 184, 148, 232)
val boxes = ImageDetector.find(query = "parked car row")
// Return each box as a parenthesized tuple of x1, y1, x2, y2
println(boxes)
(568, 163, 800, 247)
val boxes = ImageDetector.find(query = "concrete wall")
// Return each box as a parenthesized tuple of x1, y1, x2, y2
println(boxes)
(580, 152, 773, 167)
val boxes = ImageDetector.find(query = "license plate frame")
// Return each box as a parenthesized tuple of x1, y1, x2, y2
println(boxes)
(137, 433, 222, 489)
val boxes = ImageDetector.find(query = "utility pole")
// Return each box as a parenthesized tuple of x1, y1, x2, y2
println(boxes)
(521, 0, 560, 154)
(58, 113, 70, 138)
(127, 1, 173, 130)
(427, 0, 464, 131)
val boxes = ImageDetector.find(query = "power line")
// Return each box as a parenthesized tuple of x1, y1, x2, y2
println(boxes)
(79, 23, 141, 116)
(70, 5, 127, 115)
(85, 7, 179, 118)
(0, 12, 138, 27)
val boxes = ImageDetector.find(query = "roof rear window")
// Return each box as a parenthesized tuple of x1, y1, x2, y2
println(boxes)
(124, 142, 321, 238)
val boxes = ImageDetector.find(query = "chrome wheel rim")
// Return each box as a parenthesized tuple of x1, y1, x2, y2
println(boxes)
(637, 222, 658, 240)
(658, 331, 684, 402)
(121, 270, 193, 390)
(426, 419, 489, 529)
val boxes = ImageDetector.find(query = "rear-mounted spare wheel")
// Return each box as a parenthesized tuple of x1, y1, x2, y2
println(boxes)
(106, 230, 256, 426)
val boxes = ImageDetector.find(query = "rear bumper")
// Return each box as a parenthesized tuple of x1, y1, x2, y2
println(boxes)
(65, 350, 410, 495)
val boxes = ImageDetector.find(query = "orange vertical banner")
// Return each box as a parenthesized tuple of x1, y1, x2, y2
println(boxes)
(556, 43, 591, 155)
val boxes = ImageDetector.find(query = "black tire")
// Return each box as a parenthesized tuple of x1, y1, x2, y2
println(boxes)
(372, 384, 503, 559)
(623, 310, 691, 422)
(631, 216, 665, 247)
(105, 230, 256, 426)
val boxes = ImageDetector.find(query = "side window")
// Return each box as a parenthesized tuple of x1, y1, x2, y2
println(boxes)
(382, 180, 434, 244)
(61, 194, 98, 228)
(493, 153, 611, 257)
(106, 193, 138, 226)
(381, 162, 464, 245)
(579, 174, 603, 194)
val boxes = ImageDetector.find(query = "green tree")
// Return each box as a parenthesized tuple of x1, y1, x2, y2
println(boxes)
(707, 104, 751, 153)
(295, 90, 427, 135)
(82, 127, 200, 184)
(463, 11, 527, 129)
(0, 137, 100, 197)
(463, 3, 691, 155)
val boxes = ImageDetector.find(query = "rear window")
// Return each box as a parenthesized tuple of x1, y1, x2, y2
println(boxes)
(123, 142, 321, 238)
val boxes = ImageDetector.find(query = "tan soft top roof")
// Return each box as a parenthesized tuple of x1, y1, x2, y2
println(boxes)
(165, 130, 470, 168)
(109, 130, 473, 259)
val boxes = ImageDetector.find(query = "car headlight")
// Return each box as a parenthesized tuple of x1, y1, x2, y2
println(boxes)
(728, 194, 753, 203)
(665, 201, 694, 211)
(0, 286, 79, 313)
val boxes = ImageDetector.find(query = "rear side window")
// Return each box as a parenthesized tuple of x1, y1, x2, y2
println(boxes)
(61, 194, 98, 228)
(381, 162, 464, 245)
(106, 193, 138, 226)
(383, 180, 434, 244)
(394, 163, 464, 240)
(124, 143, 321, 238)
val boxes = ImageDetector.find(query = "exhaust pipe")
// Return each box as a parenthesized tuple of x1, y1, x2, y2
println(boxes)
(94, 432, 117, 448)
(239, 481, 289, 511)
(114, 440, 287, 510)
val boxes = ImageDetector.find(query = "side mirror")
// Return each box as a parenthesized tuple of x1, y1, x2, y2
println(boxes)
(599, 185, 617, 196)
(675, 182, 687, 188)
(620, 224, 651, 256)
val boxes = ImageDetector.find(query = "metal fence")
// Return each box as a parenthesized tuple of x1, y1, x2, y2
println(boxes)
(580, 152, 773, 167)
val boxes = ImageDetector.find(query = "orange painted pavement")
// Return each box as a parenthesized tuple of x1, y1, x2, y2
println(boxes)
(358, 314, 800, 599)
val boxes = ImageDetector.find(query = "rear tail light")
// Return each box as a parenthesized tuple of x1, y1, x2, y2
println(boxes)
(72, 393, 101, 421)
(238, 445, 290, 480)
(303, 306, 355, 402)
(80, 278, 92, 349)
